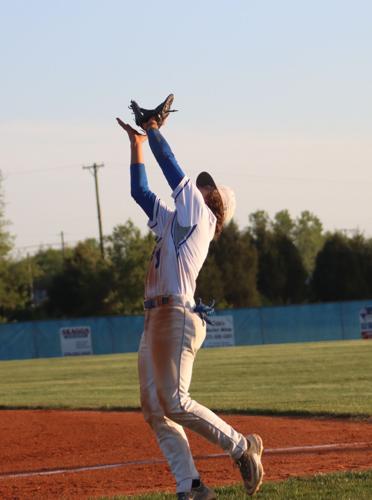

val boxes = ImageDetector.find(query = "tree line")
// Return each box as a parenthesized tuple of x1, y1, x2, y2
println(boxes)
(1, 175, 372, 322)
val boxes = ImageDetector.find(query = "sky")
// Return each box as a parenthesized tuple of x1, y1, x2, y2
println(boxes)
(1, 0, 371, 255)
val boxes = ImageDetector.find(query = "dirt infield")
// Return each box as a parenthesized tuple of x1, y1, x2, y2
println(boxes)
(0, 411, 371, 499)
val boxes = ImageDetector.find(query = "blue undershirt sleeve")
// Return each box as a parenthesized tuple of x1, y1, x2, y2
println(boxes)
(130, 163, 156, 219)
(147, 128, 185, 190)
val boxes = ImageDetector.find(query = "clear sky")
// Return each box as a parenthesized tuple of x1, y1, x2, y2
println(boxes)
(1, 0, 371, 254)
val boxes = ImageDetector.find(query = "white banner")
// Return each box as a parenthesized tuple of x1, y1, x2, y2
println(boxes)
(359, 306, 372, 339)
(60, 326, 93, 356)
(204, 315, 235, 348)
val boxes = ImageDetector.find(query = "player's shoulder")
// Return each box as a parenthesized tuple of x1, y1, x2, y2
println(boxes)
(205, 203, 217, 225)
(173, 177, 208, 207)
(172, 176, 195, 201)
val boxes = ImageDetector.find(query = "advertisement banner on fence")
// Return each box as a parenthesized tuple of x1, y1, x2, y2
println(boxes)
(59, 326, 93, 356)
(359, 307, 372, 339)
(204, 315, 235, 348)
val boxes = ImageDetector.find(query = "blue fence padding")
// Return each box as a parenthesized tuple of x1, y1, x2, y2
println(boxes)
(0, 315, 144, 361)
(0, 323, 36, 360)
(214, 299, 369, 345)
(108, 316, 144, 353)
(261, 302, 343, 344)
(214, 307, 263, 345)
(0, 299, 370, 361)
(340, 301, 367, 340)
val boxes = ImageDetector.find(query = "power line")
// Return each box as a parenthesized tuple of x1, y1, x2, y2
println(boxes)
(1, 161, 124, 177)
(2, 164, 82, 176)
(13, 240, 81, 251)
(230, 172, 372, 184)
(2, 163, 372, 185)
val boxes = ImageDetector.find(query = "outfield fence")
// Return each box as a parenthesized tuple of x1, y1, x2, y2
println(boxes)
(0, 299, 370, 361)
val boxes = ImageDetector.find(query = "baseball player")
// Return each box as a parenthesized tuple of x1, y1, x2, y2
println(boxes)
(116, 94, 264, 499)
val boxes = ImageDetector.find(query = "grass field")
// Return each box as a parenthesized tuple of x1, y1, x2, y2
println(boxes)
(101, 471, 372, 499)
(0, 339, 371, 417)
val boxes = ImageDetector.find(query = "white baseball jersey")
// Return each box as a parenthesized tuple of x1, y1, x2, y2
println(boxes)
(145, 176, 216, 302)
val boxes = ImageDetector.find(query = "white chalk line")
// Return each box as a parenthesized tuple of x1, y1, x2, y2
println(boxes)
(1, 442, 371, 480)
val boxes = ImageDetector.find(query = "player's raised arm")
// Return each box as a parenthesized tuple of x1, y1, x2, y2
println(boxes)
(116, 118, 156, 219)
(144, 118, 186, 191)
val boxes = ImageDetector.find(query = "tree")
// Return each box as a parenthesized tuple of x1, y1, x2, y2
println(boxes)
(47, 239, 113, 317)
(195, 254, 226, 308)
(353, 235, 372, 297)
(197, 221, 260, 308)
(0, 171, 16, 321)
(0, 171, 12, 259)
(106, 221, 155, 314)
(30, 247, 72, 308)
(249, 210, 270, 241)
(248, 211, 307, 305)
(294, 211, 324, 274)
(216, 222, 260, 307)
(257, 232, 307, 304)
(273, 209, 295, 239)
(311, 233, 369, 301)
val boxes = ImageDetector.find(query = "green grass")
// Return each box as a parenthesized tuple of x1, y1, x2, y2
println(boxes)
(97, 471, 372, 499)
(0, 340, 371, 417)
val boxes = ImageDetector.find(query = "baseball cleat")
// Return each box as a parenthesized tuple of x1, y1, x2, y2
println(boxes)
(191, 481, 216, 499)
(235, 433, 264, 496)
(177, 481, 216, 499)
(129, 94, 177, 129)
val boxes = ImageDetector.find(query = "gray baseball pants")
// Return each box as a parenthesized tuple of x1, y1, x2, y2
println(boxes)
(138, 301, 247, 493)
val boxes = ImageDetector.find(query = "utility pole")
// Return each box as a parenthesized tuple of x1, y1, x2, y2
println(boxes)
(27, 252, 34, 307)
(60, 231, 65, 259)
(83, 163, 105, 259)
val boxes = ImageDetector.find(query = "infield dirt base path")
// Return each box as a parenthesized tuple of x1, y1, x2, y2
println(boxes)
(0, 411, 371, 499)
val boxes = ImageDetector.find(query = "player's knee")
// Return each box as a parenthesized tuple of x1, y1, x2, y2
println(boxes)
(140, 390, 165, 423)
(141, 406, 152, 424)
(159, 391, 189, 420)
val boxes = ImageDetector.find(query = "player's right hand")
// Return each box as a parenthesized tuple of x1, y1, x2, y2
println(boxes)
(116, 117, 147, 144)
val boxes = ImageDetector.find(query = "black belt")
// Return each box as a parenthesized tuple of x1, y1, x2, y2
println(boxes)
(144, 296, 215, 325)
(144, 296, 170, 309)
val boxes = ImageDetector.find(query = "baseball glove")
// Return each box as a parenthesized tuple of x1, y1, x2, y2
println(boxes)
(129, 94, 177, 129)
